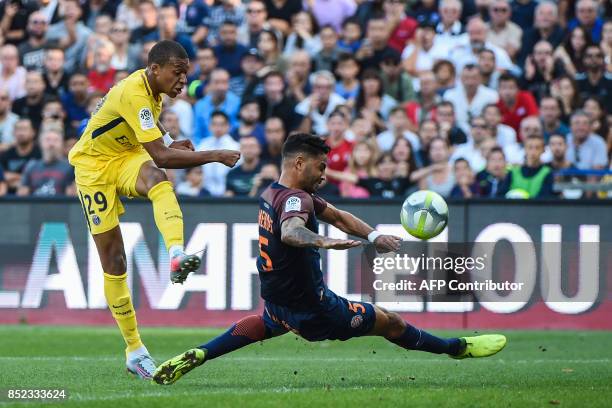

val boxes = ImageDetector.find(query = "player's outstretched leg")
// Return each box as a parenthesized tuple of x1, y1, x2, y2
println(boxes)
(136, 162, 201, 284)
(370, 306, 506, 358)
(93, 227, 156, 379)
(154, 315, 282, 385)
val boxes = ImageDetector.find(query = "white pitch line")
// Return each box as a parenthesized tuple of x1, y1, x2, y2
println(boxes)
(0, 356, 610, 364)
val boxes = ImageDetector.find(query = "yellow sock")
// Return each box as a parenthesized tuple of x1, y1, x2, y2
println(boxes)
(103, 272, 144, 356)
(148, 181, 184, 251)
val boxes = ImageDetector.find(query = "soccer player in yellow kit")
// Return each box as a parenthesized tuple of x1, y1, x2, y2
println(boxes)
(68, 40, 240, 379)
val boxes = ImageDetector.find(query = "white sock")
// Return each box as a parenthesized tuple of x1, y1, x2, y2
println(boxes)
(169, 245, 185, 258)
(127, 345, 149, 361)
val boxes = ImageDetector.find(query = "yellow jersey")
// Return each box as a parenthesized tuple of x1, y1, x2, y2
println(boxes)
(69, 69, 163, 185)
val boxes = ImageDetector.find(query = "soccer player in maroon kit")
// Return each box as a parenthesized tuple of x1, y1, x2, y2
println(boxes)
(154, 133, 507, 385)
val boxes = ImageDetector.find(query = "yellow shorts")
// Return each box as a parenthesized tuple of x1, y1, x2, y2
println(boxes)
(75, 150, 153, 235)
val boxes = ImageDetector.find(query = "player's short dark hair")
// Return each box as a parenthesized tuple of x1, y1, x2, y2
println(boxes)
(282, 133, 330, 160)
(221, 19, 238, 27)
(525, 134, 545, 144)
(211, 110, 229, 123)
(498, 73, 519, 86)
(148, 40, 189, 67)
(478, 48, 495, 58)
(548, 133, 567, 142)
(483, 103, 500, 113)
(454, 157, 470, 168)
(337, 52, 358, 66)
(487, 146, 505, 159)
(263, 70, 285, 83)
(342, 16, 361, 29)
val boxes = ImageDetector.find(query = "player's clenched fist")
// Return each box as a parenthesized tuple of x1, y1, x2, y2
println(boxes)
(321, 238, 362, 250)
(169, 140, 195, 151)
(216, 150, 241, 167)
(373, 235, 402, 253)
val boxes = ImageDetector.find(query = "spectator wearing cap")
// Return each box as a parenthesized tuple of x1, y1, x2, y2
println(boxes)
(187, 46, 217, 99)
(497, 134, 554, 198)
(45, 0, 92, 74)
(231, 48, 265, 100)
(486, 0, 522, 61)
(575, 45, 612, 109)
(305, 0, 357, 34)
(129, 1, 158, 44)
(214, 20, 248, 77)
(0, 118, 41, 194)
(518, 1, 566, 67)
(286, 50, 313, 103)
(568, 0, 604, 44)
(443, 64, 499, 134)
(0, 44, 26, 101)
(17, 128, 74, 197)
(356, 14, 397, 71)
(225, 135, 262, 197)
(521, 41, 566, 103)
(256, 71, 301, 132)
(449, 17, 515, 74)
(18, 11, 54, 72)
(205, 0, 245, 46)
(197, 110, 240, 196)
(238, 0, 272, 49)
(478, 49, 501, 90)
(539, 96, 570, 142)
(383, 0, 418, 53)
(162, 0, 210, 46)
(230, 98, 266, 147)
(402, 18, 450, 78)
(496, 74, 539, 137)
(193, 68, 240, 143)
(380, 48, 416, 104)
(296, 70, 346, 136)
(565, 111, 608, 170)
(436, 0, 464, 43)
(153, 5, 196, 59)
(282, 11, 322, 58)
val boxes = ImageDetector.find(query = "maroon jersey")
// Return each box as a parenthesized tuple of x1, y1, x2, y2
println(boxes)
(257, 182, 328, 310)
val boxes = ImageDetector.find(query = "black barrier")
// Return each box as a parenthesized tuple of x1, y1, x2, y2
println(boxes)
(0, 197, 610, 326)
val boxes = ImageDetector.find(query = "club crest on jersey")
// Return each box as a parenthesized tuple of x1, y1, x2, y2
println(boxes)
(285, 196, 301, 212)
(92, 215, 101, 225)
(139, 107, 155, 130)
(350, 315, 363, 328)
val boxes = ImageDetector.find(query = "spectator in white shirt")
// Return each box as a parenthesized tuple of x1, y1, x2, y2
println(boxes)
(296, 70, 346, 136)
(402, 19, 450, 80)
(436, 0, 464, 44)
(482, 103, 518, 147)
(565, 111, 608, 170)
(0, 45, 27, 101)
(443, 64, 499, 133)
(197, 111, 240, 196)
(377, 106, 420, 153)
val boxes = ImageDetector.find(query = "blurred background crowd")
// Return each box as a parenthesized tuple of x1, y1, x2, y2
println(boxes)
(0, 0, 611, 200)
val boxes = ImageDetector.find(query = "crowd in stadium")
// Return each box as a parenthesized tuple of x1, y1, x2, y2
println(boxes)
(0, 0, 610, 200)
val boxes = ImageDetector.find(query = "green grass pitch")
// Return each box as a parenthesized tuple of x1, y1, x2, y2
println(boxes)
(0, 326, 611, 407)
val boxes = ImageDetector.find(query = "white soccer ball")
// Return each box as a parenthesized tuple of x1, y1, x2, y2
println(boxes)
(400, 190, 448, 240)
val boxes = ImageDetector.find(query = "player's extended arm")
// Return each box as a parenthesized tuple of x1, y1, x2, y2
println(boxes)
(142, 138, 240, 169)
(318, 203, 401, 253)
(281, 216, 361, 250)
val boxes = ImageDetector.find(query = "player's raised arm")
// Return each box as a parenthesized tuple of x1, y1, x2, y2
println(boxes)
(142, 137, 240, 169)
(280, 216, 361, 249)
(318, 203, 401, 253)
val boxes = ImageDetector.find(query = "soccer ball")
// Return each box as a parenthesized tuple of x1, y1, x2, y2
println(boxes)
(400, 190, 448, 240)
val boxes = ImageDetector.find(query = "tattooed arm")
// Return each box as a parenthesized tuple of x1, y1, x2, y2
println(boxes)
(280, 217, 362, 250)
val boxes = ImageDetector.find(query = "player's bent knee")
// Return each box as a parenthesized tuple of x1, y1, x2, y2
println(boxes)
(232, 315, 266, 341)
(384, 312, 406, 339)
(145, 168, 168, 190)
